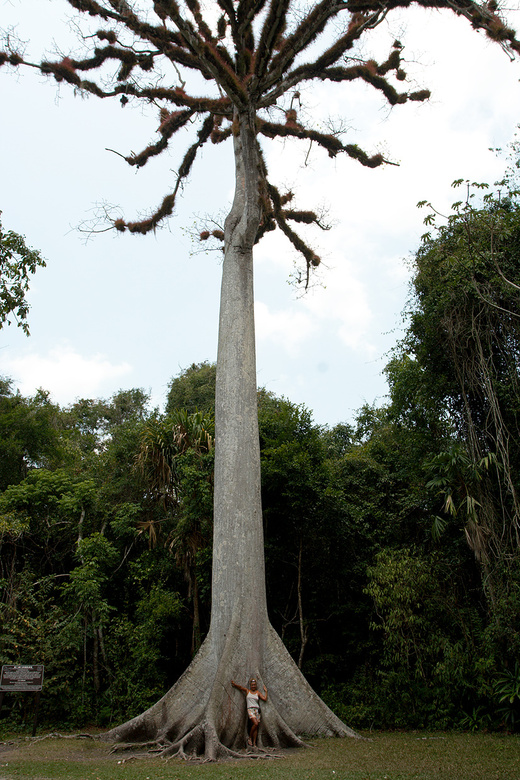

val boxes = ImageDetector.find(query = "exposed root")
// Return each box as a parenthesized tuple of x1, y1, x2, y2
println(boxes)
(104, 616, 356, 760)
(105, 722, 286, 763)
(31, 732, 96, 743)
(162, 742, 284, 761)
(109, 739, 167, 754)
(159, 723, 241, 761)
(119, 722, 284, 762)
(243, 746, 285, 759)
(160, 724, 203, 760)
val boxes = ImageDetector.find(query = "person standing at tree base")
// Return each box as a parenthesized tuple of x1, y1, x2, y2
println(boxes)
(231, 678, 267, 747)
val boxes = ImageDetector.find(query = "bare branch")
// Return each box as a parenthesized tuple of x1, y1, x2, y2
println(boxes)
(125, 108, 196, 169)
(113, 114, 214, 234)
(258, 118, 386, 167)
(268, 183, 321, 289)
(267, 0, 348, 80)
(260, 8, 386, 101)
(254, 0, 291, 83)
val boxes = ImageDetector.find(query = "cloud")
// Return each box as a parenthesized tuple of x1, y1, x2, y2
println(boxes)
(301, 264, 376, 353)
(2, 2, 519, 428)
(254, 301, 314, 355)
(3, 343, 132, 405)
(255, 254, 375, 359)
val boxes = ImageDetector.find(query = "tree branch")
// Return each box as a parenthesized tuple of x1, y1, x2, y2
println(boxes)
(267, 183, 321, 288)
(258, 119, 386, 167)
(113, 114, 214, 234)
(254, 0, 291, 84)
(260, 9, 386, 101)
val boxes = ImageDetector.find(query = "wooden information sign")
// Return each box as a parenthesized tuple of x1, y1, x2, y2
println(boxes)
(0, 665, 44, 736)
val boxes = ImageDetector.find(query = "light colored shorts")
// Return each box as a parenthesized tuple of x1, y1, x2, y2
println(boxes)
(247, 707, 260, 722)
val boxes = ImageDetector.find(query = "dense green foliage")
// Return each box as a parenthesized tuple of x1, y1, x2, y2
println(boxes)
(0, 215, 46, 336)
(2, 190, 520, 733)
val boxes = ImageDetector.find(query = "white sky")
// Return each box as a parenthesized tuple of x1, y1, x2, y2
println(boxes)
(1, 0, 519, 425)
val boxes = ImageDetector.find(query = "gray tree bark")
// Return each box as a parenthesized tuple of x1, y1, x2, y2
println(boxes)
(104, 112, 356, 758)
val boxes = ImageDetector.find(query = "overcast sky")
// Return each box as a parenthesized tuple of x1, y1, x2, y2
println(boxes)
(1, 0, 519, 426)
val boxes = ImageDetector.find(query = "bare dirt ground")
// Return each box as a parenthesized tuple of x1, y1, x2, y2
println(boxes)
(0, 731, 116, 760)
(0, 730, 155, 775)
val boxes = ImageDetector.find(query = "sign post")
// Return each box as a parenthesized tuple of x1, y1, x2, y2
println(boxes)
(0, 665, 44, 736)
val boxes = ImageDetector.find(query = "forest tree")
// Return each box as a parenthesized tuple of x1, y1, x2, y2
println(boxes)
(0, 214, 45, 336)
(2, 0, 519, 759)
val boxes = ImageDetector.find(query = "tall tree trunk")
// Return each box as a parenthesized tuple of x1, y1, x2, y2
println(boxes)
(297, 536, 309, 670)
(104, 112, 356, 758)
(191, 572, 201, 656)
(93, 616, 100, 695)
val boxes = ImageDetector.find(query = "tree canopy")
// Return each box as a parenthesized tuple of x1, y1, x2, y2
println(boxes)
(3, 0, 518, 277)
(2, 353, 519, 733)
(404, 183, 520, 566)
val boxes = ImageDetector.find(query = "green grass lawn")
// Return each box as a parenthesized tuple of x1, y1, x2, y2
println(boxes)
(0, 731, 518, 780)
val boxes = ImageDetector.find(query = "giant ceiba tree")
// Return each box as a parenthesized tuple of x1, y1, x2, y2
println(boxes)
(2, 0, 519, 760)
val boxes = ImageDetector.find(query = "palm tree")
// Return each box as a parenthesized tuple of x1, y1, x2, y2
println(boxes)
(137, 410, 214, 652)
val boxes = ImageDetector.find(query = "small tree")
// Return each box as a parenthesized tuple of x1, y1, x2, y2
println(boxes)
(2, 0, 519, 759)
(0, 213, 45, 336)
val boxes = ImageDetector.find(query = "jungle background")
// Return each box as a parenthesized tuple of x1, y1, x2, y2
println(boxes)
(1, 178, 520, 735)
